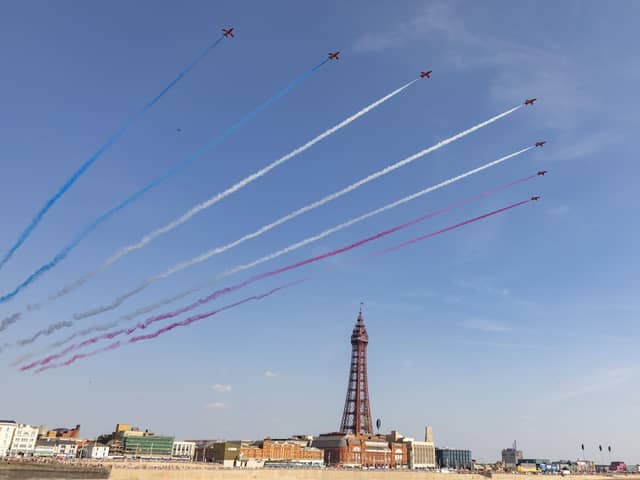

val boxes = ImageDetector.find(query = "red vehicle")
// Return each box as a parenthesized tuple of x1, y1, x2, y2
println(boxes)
(525, 98, 537, 105)
(222, 28, 234, 38)
(420, 70, 432, 78)
(537, 170, 548, 176)
(328, 51, 340, 60)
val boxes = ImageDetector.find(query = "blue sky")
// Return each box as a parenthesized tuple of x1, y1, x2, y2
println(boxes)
(1, 0, 639, 463)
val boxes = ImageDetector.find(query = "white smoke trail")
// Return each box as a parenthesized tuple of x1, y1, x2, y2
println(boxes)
(0, 312, 21, 333)
(220, 147, 533, 276)
(71, 105, 522, 320)
(13, 144, 531, 360)
(28, 80, 418, 311)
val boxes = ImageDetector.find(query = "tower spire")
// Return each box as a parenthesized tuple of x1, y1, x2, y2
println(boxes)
(339, 306, 373, 435)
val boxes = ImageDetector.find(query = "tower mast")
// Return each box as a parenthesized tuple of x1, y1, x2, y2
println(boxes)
(339, 303, 373, 435)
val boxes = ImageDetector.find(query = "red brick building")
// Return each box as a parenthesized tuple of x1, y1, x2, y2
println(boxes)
(240, 438, 323, 462)
(312, 433, 407, 468)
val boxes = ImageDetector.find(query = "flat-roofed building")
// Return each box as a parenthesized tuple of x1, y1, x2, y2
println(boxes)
(210, 441, 243, 467)
(172, 441, 196, 460)
(9, 424, 38, 456)
(82, 444, 110, 459)
(405, 425, 436, 470)
(0, 421, 17, 457)
(54, 439, 78, 458)
(436, 448, 472, 470)
(122, 432, 174, 458)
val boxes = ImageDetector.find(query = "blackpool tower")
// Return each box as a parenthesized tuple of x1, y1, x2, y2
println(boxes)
(339, 305, 373, 435)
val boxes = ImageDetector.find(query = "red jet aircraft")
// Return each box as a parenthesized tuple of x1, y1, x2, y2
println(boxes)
(525, 98, 537, 105)
(535, 141, 546, 147)
(531, 196, 541, 201)
(222, 28, 234, 38)
(328, 51, 340, 60)
(420, 70, 432, 78)
(537, 170, 548, 176)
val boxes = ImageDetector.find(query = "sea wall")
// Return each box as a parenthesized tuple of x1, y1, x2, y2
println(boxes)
(110, 468, 633, 480)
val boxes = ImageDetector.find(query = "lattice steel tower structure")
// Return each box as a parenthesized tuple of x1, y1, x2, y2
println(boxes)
(339, 304, 373, 435)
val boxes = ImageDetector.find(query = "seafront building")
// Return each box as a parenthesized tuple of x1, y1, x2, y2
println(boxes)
(436, 447, 472, 469)
(33, 438, 78, 458)
(196, 438, 323, 468)
(9, 423, 38, 456)
(82, 443, 110, 459)
(405, 426, 436, 469)
(172, 440, 196, 460)
(0, 421, 17, 457)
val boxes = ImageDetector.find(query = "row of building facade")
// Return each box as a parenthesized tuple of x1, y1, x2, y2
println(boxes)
(0, 421, 195, 461)
(1, 419, 472, 470)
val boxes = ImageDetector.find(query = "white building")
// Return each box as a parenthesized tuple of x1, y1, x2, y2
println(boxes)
(0, 421, 17, 457)
(84, 444, 110, 459)
(9, 424, 38, 456)
(54, 439, 78, 458)
(172, 441, 196, 460)
(406, 426, 436, 470)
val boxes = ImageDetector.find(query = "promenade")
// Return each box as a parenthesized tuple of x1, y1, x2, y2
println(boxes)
(109, 466, 636, 480)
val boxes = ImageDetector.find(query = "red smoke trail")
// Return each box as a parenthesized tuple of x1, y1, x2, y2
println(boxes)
(33, 198, 534, 373)
(21, 327, 127, 371)
(35, 280, 308, 373)
(371, 199, 531, 258)
(22, 175, 538, 372)
(35, 341, 122, 373)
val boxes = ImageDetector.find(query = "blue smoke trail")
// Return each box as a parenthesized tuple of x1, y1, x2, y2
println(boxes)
(0, 35, 227, 272)
(0, 59, 330, 306)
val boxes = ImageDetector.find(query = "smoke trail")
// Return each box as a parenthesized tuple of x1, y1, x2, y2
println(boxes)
(30, 79, 419, 310)
(35, 280, 307, 373)
(371, 199, 531, 257)
(16, 321, 74, 347)
(0, 313, 21, 333)
(9, 353, 35, 367)
(35, 199, 533, 372)
(23, 176, 538, 371)
(11, 321, 115, 368)
(0, 35, 227, 273)
(217, 149, 534, 279)
(35, 341, 122, 373)
(12, 158, 536, 362)
(0, 58, 331, 307)
(121, 150, 535, 321)
(70, 104, 523, 320)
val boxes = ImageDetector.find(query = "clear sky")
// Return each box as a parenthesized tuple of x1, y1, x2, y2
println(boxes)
(1, 0, 639, 464)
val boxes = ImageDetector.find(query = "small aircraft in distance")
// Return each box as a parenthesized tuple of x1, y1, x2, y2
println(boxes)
(176, 128, 182, 133)
(531, 196, 541, 201)
(525, 98, 537, 105)
(328, 51, 340, 60)
(222, 28, 234, 38)
(535, 141, 546, 147)
(537, 170, 548, 176)
(420, 70, 432, 78)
